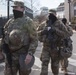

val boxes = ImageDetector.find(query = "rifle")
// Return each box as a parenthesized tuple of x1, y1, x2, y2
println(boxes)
(1, 27, 13, 75)
(48, 20, 57, 48)
(44, 20, 57, 49)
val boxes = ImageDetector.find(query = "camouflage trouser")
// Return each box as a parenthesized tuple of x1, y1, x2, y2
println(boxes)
(4, 54, 31, 75)
(60, 58, 68, 69)
(40, 46, 60, 75)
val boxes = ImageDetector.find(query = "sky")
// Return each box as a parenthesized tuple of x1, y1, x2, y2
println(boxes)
(0, 0, 64, 17)
(40, 0, 64, 9)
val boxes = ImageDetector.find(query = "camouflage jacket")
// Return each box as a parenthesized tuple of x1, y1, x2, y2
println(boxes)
(60, 24, 73, 48)
(65, 25, 73, 36)
(37, 20, 71, 46)
(1, 16, 38, 54)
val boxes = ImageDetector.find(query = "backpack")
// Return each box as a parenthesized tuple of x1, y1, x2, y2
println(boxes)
(59, 37, 73, 58)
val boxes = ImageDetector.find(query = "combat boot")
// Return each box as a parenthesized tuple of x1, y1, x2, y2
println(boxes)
(63, 68, 68, 75)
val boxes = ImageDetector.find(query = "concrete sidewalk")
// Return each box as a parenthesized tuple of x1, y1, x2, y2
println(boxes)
(73, 30, 76, 33)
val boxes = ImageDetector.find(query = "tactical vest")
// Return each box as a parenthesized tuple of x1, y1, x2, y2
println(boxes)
(4, 16, 31, 51)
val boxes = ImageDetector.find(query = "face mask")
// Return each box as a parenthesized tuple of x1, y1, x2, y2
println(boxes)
(62, 19, 67, 25)
(13, 10, 23, 19)
(48, 13, 57, 24)
(62, 21, 66, 25)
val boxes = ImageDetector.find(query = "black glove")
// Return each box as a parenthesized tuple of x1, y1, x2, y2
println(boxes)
(48, 27, 56, 33)
(41, 29, 48, 35)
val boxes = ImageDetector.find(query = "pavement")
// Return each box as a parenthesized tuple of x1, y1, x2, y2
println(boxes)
(73, 30, 76, 33)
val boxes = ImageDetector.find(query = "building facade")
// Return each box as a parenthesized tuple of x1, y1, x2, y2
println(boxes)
(57, 0, 76, 23)
(40, 7, 49, 16)
(57, 2, 64, 19)
(65, 0, 76, 22)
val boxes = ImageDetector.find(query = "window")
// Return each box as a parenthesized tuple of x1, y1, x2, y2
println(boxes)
(74, 2, 76, 16)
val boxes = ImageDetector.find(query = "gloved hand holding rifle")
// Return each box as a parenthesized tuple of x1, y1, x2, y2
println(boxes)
(1, 27, 13, 75)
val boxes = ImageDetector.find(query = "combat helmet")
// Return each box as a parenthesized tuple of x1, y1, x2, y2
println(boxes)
(9, 29, 23, 50)
(11, 1, 25, 8)
(49, 9, 56, 15)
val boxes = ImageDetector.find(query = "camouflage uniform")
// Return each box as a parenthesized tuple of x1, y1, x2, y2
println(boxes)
(60, 24, 73, 73)
(0, 1, 38, 75)
(37, 19, 70, 75)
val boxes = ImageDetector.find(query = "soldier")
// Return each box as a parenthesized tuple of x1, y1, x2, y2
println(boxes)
(37, 9, 71, 75)
(0, 1, 38, 75)
(60, 18, 73, 75)
(37, 13, 48, 42)
(0, 38, 5, 63)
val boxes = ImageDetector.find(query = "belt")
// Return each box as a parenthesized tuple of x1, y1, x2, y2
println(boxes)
(10, 45, 29, 53)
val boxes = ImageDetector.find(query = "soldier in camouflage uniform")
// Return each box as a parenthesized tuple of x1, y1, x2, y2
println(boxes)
(0, 38, 5, 63)
(60, 18, 73, 75)
(0, 1, 38, 75)
(37, 10, 71, 75)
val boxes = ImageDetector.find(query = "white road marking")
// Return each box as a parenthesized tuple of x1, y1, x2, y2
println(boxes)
(73, 53, 76, 56)
(0, 62, 5, 66)
(68, 58, 76, 66)
(34, 57, 41, 68)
